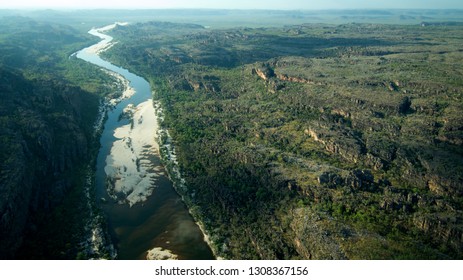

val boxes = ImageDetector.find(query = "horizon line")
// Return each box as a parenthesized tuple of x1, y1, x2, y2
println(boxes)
(2, 7, 463, 11)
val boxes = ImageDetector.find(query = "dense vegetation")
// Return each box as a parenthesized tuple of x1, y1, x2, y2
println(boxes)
(0, 16, 117, 258)
(103, 21, 463, 259)
(1, 9, 462, 260)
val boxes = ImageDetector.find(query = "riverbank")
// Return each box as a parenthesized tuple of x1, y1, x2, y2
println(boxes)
(154, 102, 222, 259)
(77, 23, 215, 260)
(81, 22, 159, 208)
(76, 23, 136, 259)
(86, 22, 128, 55)
(104, 70, 136, 107)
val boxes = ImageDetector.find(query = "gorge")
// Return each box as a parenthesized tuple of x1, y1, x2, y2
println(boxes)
(76, 23, 214, 260)
(1, 9, 462, 260)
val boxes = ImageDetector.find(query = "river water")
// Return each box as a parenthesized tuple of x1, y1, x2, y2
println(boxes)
(76, 24, 214, 260)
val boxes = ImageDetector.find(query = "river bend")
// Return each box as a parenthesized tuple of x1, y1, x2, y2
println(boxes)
(76, 23, 213, 260)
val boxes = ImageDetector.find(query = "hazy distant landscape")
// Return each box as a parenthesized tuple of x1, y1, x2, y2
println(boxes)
(2, 8, 463, 28)
(0, 8, 462, 259)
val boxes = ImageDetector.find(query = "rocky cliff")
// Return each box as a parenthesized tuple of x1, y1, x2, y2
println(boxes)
(0, 15, 122, 258)
(0, 68, 100, 258)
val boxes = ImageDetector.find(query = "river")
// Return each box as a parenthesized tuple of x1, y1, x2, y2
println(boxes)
(76, 23, 214, 260)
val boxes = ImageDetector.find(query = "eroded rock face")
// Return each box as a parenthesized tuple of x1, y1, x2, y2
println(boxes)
(306, 125, 365, 164)
(413, 214, 463, 253)
(252, 65, 275, 80)
(290, 208, 347, 260)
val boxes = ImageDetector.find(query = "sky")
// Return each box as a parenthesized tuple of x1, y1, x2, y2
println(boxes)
(0, 0, 462, 10)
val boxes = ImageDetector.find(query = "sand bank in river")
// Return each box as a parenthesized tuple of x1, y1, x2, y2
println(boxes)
(104, 99, 162, 207)
(146, 247, 178, 260)
(84, 22, 128, 55)
(104, 70, 136, 107)
(81, 22, 159, 207)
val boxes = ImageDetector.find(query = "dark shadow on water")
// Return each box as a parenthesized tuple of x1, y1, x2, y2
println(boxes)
(77, 26, 214, 260)
(103, 171, 214, 260)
